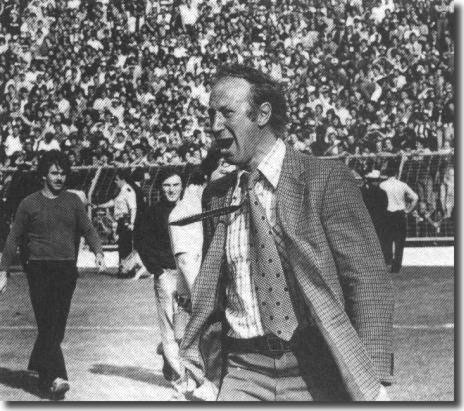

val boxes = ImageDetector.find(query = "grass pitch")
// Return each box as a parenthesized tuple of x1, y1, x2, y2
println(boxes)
(0, 266, 454, 401)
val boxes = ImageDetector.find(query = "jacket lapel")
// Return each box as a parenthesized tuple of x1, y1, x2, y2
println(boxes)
(182, 174, 236, 357)
(276, 146, 306, 235)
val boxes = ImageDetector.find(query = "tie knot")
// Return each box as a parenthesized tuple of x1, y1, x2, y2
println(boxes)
(239, 171, 250, 188)
(239, 169, 260, 190)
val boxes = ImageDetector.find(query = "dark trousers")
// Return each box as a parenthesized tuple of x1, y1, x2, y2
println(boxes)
(117, 218, 133, 261)
(26, 261, 77, 385)
(384, 211, 406, 273)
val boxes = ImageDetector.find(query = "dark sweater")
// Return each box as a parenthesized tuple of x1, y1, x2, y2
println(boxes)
(1, 190, 103, 268)
(135, 199, 176, 278)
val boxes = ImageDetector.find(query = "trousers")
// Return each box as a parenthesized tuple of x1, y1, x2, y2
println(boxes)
(154, 268, 190, 378)
(26, 260, 77, 384)
(117, 218, 133, 261)
(218, 327, 350, 401)
(384, 211, 406, 273)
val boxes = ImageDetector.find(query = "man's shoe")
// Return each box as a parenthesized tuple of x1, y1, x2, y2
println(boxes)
(37, 380, 52, 398)
(50, 378, 70, 400)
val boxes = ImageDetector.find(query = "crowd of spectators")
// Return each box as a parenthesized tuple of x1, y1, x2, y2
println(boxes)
(0, 0, 454, 170)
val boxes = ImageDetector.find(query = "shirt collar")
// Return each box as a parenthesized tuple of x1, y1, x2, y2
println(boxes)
(257, 139, 286, 189)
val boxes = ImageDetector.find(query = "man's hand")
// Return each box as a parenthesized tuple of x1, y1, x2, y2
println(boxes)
(172, 372, 218, 401)
(0, 270, 8, 294)
(375, 386, 390, 401)
(127, 223, 134, 231)
(95, 253, 106, 272)
(192, 379, 218, 401)
(171, 372, 197, 396)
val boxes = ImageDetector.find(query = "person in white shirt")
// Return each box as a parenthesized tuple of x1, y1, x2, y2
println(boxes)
(379, 167, 419, 273)
(108, 96, 125, 125)
(169, 169, 206, 292)
(57, 92, 71, 119)
(4, 125, 23, 157)
(96, 170, 137, 271)
(35, 132, 61, 152)
(92, 89, 112, 112)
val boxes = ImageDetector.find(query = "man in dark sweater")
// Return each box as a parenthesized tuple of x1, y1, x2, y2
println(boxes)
(0, 150, 105, 400)
(135, 168, 184, 388)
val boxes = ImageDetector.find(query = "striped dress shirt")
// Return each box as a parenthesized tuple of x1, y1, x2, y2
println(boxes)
(225, 139, 287, 339)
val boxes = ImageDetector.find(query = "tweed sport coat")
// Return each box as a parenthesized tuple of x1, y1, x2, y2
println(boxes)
(180, 146, 394, 401)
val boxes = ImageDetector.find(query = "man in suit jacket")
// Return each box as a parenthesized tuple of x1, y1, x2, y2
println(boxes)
(178, 64, 393, 401)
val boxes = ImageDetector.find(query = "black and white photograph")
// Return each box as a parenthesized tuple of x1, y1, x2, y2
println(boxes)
(0, 0, 455, 403)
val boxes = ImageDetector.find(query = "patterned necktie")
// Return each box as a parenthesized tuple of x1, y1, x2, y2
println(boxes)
(169, 203, 242, 226)
(244, 170, 298, 341)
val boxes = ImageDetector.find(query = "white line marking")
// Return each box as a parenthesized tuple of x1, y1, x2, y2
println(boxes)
(0, 324, 455, 331)
(0, 326, 157, 331)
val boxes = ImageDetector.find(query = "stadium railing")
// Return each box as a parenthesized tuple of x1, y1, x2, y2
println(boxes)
(0, 152, 454, 248)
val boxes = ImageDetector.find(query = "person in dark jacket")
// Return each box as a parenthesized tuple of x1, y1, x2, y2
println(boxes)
(361, 169, 389, 262)
(135, 168, 184, 386)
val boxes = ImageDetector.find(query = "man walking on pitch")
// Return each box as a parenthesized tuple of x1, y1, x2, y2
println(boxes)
(135, 168, 185, 386)
(0, 150, 105, 399)
(380, 167, 419, 273)
(177, 65, 393, 401)
(96, 170, 137, 273)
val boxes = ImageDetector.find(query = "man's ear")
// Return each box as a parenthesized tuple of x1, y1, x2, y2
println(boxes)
(257, 102, 272, 127)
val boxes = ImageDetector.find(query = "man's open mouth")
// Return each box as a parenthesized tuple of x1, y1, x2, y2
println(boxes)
(216, 138, 234, 150)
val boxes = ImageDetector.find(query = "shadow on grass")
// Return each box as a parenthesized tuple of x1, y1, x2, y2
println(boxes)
(89, 364, 171, 388)
(0, 367, 50, 400)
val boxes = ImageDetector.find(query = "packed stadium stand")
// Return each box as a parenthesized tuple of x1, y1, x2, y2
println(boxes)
(0, 0, 455, 242)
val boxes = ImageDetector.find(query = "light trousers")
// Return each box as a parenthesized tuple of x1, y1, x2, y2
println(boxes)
(154, 268, 189, 377)
(218, 327, 350, 401)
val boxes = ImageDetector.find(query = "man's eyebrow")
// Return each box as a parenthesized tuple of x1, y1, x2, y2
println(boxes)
(216, 105, 234, 112)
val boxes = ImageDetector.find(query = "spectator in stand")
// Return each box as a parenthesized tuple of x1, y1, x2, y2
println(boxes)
(0, 0, 453, 168)
(0, 0, 455, 247)
(34, 131, 60, 152)
(4, 123, 23, 157)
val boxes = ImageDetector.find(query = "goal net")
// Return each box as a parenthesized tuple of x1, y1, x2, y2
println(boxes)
(0, 152, 454, 247)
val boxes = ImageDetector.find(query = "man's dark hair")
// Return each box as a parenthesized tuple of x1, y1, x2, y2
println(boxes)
(115, 169, 130, 181)
(187, 167, 207, 186)
(131, 168, 145, 183)
(157, 167, 182, 190)
(37, 149, 71, 178)
(384, 165, 398, 177)
(213, 64, 288, 136)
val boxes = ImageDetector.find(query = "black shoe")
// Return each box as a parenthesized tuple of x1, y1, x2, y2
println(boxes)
(36, 378, 53, 400)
